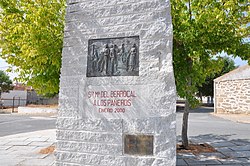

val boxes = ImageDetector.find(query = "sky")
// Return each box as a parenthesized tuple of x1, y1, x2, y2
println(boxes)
(0, 55, 248, 81)
(232, 56, 248, 67)
(0, 58, 18, 80)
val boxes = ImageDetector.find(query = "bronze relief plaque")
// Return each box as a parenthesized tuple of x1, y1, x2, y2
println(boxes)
(124, 135, 153, 155)
(87, 36, 139, 77)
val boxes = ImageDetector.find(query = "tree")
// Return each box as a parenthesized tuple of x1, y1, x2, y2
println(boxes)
(0, 0, 66, 96)
(0, 0, 249, 148)
(198, 57, 236, 100)
(171, 0, 250, 148)
(0, 70, 13, 95)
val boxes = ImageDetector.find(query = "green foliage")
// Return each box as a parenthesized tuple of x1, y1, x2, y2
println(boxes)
(0, 0, 249, 101)
(0, 70, 13, 92)
(0, 0, 66, 96)
(171, 0, 250, 107)
(198, 57, 236, 97)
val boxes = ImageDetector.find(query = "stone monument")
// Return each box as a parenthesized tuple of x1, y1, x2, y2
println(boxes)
(57, 0, 176, 165)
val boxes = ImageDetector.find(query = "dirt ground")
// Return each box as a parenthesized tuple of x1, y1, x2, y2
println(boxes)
(177, 143, 217, 155)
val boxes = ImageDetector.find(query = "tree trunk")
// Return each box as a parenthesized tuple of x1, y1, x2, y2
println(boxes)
(182, 100, 190, 149)
(199, 92, 203, 102)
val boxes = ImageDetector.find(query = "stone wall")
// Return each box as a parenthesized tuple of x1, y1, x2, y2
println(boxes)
(57, 0, 176, 165)
(215, 79, 250, 114)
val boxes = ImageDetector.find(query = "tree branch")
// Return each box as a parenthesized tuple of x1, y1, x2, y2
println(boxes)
(188, 0, 192, 22)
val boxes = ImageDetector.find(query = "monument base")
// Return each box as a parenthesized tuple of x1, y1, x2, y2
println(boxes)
(56, 115, 176, 165)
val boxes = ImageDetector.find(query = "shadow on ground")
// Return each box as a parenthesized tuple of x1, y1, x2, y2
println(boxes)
(177, 106, 214, 113)
(178, 133, 250, 145)
(177, 134, 250, 166)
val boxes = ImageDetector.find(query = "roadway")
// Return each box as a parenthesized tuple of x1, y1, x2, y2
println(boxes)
(0, 107, 249, 142)
(177, 107, 250, 142)
(0, 114, 56, 137)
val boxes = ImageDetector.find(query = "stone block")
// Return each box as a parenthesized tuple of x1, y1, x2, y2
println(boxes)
(59, 87, 79, 99)
(57, 141, 122, 155)
(58, 98, 78, 112)
(59, 76, 81, 88)
(125, 157, 155, 166)
(61, 56, 86, 68)
(57, 0, 175, 165)
(56, 130, 122, 144)
(76, 118, 123, 133)
(123, 118, 156, 134)
(60, 67, 86, 77)
(56, 118, 79, 130)
(56, 151, 126, 166)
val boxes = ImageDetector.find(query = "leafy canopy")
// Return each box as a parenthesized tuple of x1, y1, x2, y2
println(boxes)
(0, 70, 13, 93)
(0, 0, 249, 99)
(0, 0, 66, 96)
(171, 0, 250, 106)
(198, 56, 236, 97)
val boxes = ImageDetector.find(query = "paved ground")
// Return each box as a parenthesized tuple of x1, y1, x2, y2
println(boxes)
(213, 113, 250, 124)
(177, 136, 250, 166)
(177, 107, 250, 166)
(0, 129, 55, 166)
(177, 107, 250, 141)
(0, 114, 56, 136)
(0, 107, 250, 165)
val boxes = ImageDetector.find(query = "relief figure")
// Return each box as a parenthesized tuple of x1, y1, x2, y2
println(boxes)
(91, 44, 99, 73)
(110, 44, 116, 75)
(127, 44, 137, 71)
(120, 43, 127, 64)
(114, 44, 119, 72)
(98, 44, 110, 75)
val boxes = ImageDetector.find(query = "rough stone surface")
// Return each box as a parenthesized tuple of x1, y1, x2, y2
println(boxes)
(214, 65, 250, 114)
(214, 79, 250, 114)
(57, 0, 176, 165)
